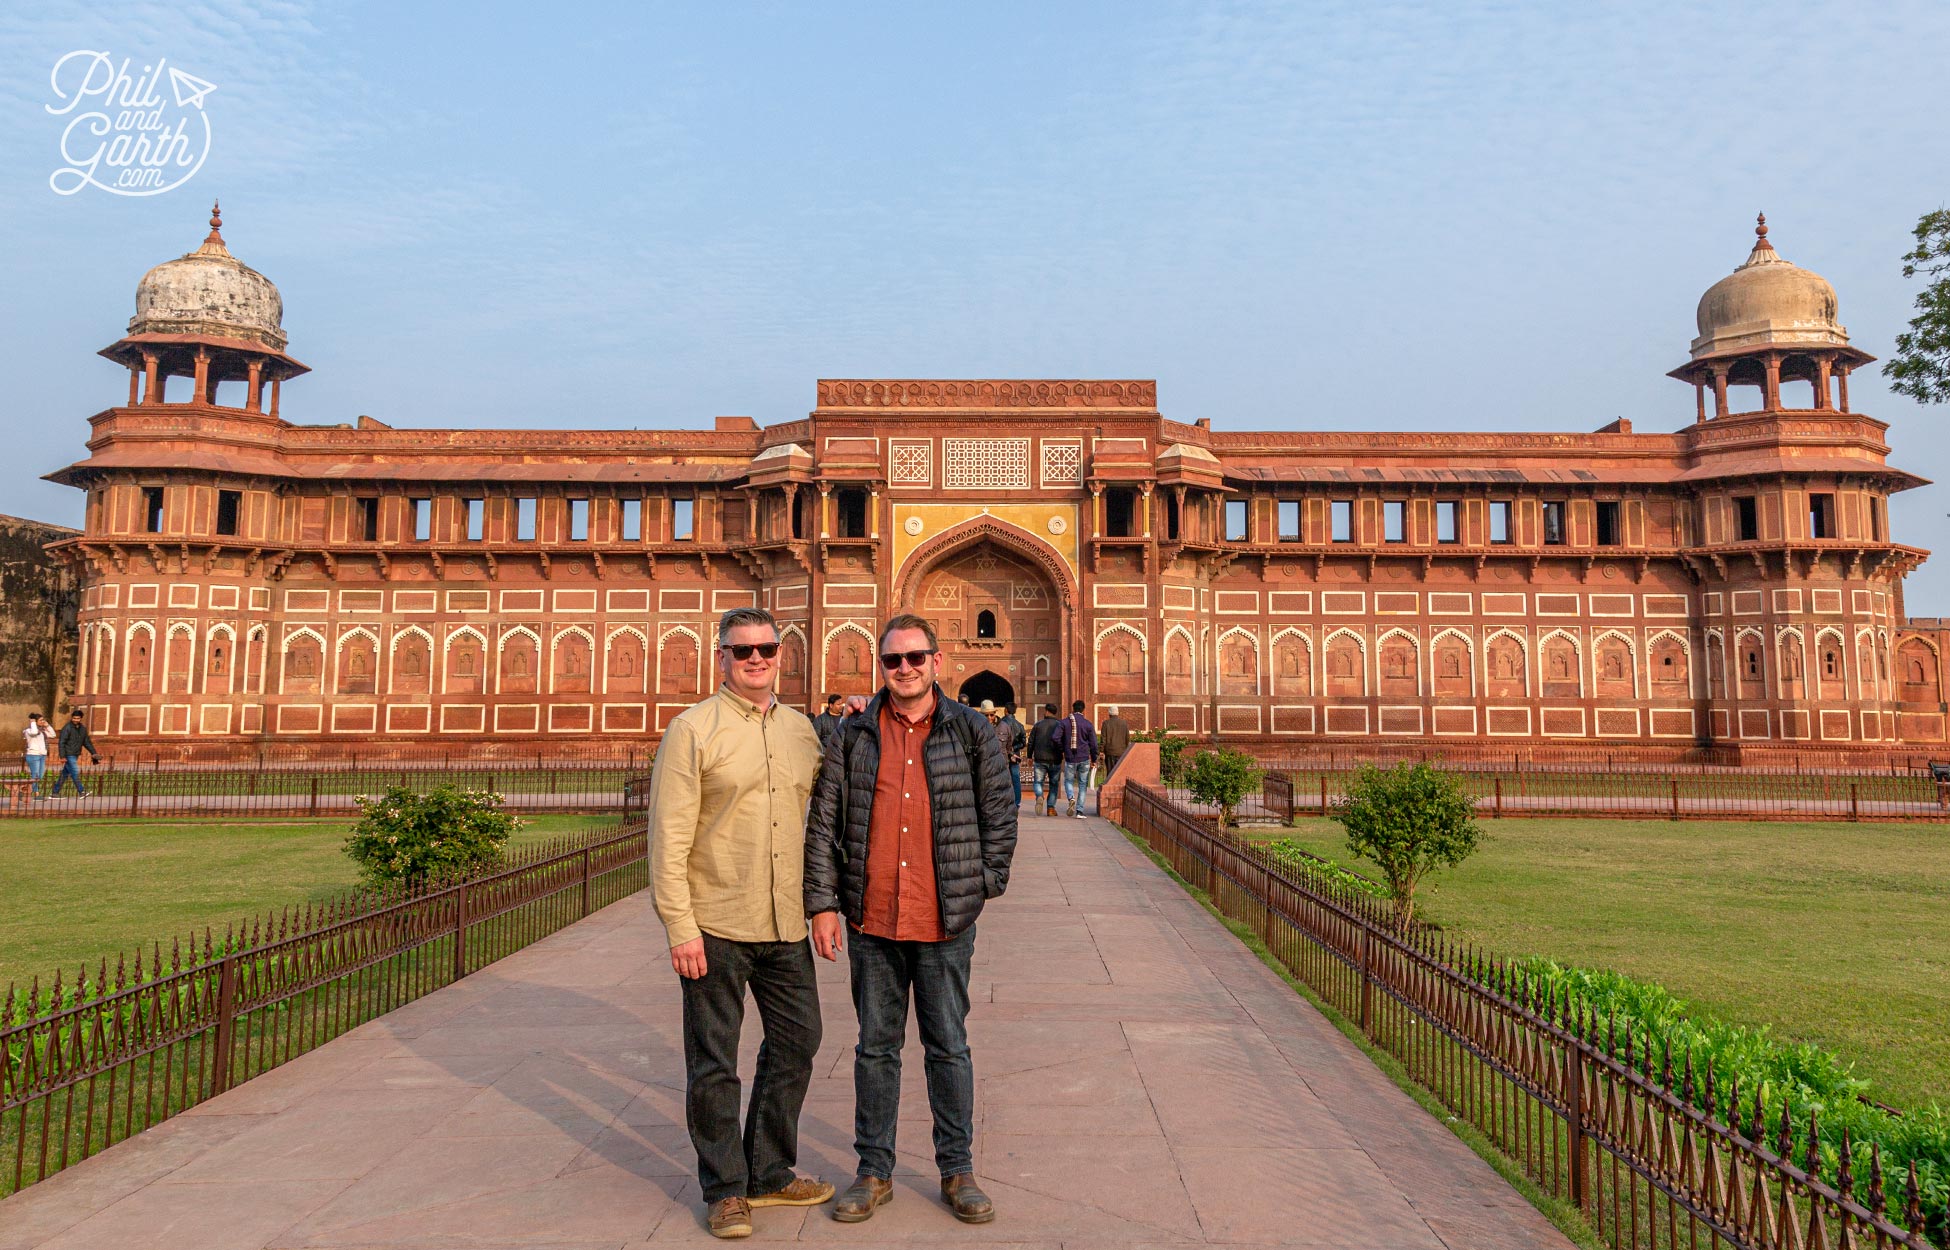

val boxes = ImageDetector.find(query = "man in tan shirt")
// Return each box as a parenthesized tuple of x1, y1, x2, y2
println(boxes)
(649, 606, 831, 1238)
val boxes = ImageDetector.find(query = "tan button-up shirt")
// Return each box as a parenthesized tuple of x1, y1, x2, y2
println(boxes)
(649, 684, 823, 947)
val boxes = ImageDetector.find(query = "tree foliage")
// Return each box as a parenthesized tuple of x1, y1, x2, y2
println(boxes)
(1183, 747, 1263, 828)
(1884, 208, 1950, 405)
(1135, 725, 1188, 783)
(1332, 762, 1481, 930)
(343, 785, 519, 890)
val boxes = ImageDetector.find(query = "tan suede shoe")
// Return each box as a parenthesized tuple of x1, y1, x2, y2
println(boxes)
(941, 1173, 995, 1223)
(706, 1195, 753, 1239)
(830, 1174, 894, 1223)
(749, 1174, 835, 1207)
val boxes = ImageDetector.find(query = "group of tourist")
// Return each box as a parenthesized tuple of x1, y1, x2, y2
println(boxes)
(659, 608, 1143, 1238)
(18, 709, 99, 800)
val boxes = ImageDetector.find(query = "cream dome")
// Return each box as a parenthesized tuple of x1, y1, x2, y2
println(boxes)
(1690, 216, 1849, 362)
(129, 203, 287, 352)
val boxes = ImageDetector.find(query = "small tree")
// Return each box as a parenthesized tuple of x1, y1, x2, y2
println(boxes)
(344, 785, 519, 891)
(1332, 762, 1481, 931)
(1183, 747, 1263, 829)
(1884, 208, 1950, 405)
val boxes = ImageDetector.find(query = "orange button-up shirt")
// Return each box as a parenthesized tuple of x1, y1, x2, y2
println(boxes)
(859, 699, 946, 942)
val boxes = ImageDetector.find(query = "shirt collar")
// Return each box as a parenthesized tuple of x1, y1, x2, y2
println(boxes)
(715, 683, 775, 720)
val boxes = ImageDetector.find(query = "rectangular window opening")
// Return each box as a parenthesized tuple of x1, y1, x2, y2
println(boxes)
(1105, 489, 1136, 538)
(1277, 500, 1301, 543)
(465, 498, 484, 542)
(1383, 500, 1406, 543)
(215, 489, 240, 537)
(1869, 496, 1883, 542)
(357, 496, 379, 543)
(1542, 500, 1567, 546)
(569, 498, 589, 541)
(1809, 492, 1834, 540)
(1596, 500, 1620, 546)
(1225, 499, 1249, 542)
(1437, 500, 1459, 544)
(620, 498, 642, 542)
(411, 497, 431, 542)
(1331, 500, 1354, 543)
(836, 488, 868, 538)
(672, 497, 694, 541)
(1490, 500, 1513, 544)
(143, 486, 165, 533)
(1734, 495, 1758, 542)
(516, 497, 537, 542)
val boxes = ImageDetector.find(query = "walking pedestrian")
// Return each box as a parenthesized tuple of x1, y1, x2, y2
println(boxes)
(1100, 706, 1130, 782)
(49, 710, 100, 798)
(1027, 703, 1063, 817)
(813, 694, 845, 750)
(21, 713, 52, 800)
(1055, 701, 1098, 818)
(1000, 703, 1026, 807)
(647, 606, 834, 1239)
(805, 613, 1018, 1226)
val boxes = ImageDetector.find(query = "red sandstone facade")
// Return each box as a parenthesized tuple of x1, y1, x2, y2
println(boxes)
(44, 211, 1950, 760)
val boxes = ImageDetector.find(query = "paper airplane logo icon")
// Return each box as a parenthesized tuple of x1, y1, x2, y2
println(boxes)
(169, 67, 216, 109)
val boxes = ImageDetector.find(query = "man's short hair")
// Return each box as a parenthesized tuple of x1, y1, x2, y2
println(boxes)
(69, 710, 84, 719)
(1043, 703, 1058, 716)
(823, 693, 842, 708)
(1105, 706, 1118, 716)
(716, 606, 778, 643)
(1004, 703, 1016, 715)
(877, 612, 938, 653)
(1071, 700, 1086, 713)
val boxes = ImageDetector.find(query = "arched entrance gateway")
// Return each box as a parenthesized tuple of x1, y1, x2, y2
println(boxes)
(898, 521, 1073, 714)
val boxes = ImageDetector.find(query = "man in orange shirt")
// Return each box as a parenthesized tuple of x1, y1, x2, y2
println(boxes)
(804, 613, 1018, 1226)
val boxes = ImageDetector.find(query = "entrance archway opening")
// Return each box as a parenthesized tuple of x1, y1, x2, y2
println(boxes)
(907, 530, 1068, 713)
(958, 669, 1014, 710)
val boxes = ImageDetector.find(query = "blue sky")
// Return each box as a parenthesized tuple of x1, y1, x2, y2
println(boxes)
(3, 2, 1947, 605)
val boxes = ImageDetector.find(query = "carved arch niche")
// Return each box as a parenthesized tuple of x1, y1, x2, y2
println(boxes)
(1377, 631, 1419, 698)
(1541, 632, 1581, 698)
(500, 629, 540, 695)
(1856, 632, 1878, 701)
(1815, 629, 1845, 701)
(282, 629, 323, 696)
(1272, 629, 1312, 698)
(338, 630, 378, 695)
(822, 625, 872, 697)
(95, 627, 117, 695)
(1485, 631, 1526, 698)
(778, 627, 808, 701)
(125, 625, 155, 695)
(659, 628, 702, 696)
(1218, 629, 1258, 696)
(392, 628, 433, 695)
(1736, 630, 1765, 698)
(243, 625, 266, 696)
(1648, 632, 1689, 694)
(447, 629, 486, 694)
(1705, 632, 1728, 698)
(1163, 629, 1195, 696)
(1097, 625, 1146, 697)
(164, 625, 194, 693)
(204, 626, 234, 694)
(1898, 637, 1941, 705)
(553, 629, 593, 694)
(1594, 632, 1635, 698)
(1325, 630, 1365, 697)
(1776, 630, 1806, 698)
(1431, 630, 1471, 699)
(606, 628, 647, 695)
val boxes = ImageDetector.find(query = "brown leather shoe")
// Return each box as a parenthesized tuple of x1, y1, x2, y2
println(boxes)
(830, 1174, 893, 1223)
(941, 1173, 995, 1223)
(706, 1195, 753, 1239)
(749, 1174, 835, 1207)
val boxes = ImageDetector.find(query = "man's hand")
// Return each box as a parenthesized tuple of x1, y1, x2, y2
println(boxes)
(811, 911, 845, 961)
(669, 936, 708, 979)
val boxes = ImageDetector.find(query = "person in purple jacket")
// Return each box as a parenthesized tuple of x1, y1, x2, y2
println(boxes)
(1054, 700, 1098, 818)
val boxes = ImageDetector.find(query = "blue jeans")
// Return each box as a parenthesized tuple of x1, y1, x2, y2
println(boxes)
(1032, 762, 1061, 810)
(1062, 761, 1092, 813)
(1008, 762, 1022, 805)
(51, 755, 87, 796)
(848, 924, 976, 1180)
(23, 755, 46, 795)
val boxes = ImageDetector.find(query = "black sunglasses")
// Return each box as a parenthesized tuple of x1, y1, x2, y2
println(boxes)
(879, 649, 937, 671)
(721, 642, 780, 660)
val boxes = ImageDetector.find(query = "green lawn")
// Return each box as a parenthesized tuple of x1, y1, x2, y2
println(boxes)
(1264, 816, 1950, 1110)
(0, 814, 611, 988)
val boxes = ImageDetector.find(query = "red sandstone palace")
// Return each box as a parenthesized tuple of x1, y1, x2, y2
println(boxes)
(43, 208, 1950, 760)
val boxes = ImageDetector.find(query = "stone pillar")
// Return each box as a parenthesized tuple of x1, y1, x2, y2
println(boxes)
(142, 352, 160, 405)
(1837, 366, 1850, 413)
(869, 486, 880, 539)
(127, 367, 140, 407)
(193, 347, 211, 406)
(1762, 352, 1781, 411)
(1694, 381, 1706, 422)
(1710, 365, 1729, 418)
(818, 482, 832, 540)
(246, 358, 265, 412)
(1814, 356, 1832, 411)
(1091, 483, 1104, 536)
(1140, 483, 1153, 538)
(269, 377, 281, 417)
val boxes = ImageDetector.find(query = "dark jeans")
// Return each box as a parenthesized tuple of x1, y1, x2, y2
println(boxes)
(1032, 761, 1061, 809)
(1008, 762, 1022, 804)
(51, 755, 87, 796)
(849, 924, 976, 1180)
(679, 933, 822, 1202)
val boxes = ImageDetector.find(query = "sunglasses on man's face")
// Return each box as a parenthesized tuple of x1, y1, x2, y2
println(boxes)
(879, 649, 937, 671)
(721, 643, 780, 661)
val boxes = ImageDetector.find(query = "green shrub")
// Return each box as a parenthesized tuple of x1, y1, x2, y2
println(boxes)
(1263, 839, 1391, 901)
(343, 785, 519, 890)
(1136, 726, 1188, 784)
(1184, 747, 1263, 828)
(1333, 762, 1481, 931)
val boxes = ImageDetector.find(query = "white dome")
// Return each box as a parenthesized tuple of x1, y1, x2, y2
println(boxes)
(129, 204, 287, 352)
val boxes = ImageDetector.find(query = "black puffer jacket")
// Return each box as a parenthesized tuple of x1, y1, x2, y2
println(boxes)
(804, 687, 1018, 937)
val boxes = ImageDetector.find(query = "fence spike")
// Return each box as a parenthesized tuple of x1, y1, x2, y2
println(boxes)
(1683, 1048, 1696, 1106)
(1776, 1099, 1794, 1160)
(1868, 1142, 1886, 1215)
(1836, 1127, 1853, 1199)
(1803, 1107, 1821, 1178)
(1905, 1160, 1923, 1237)
(1607, 1009, 1618, 1057)
(1751, 1085, 1767, 1144)
(1661, 1036, 1674, 1088)
(1703, 1062, 1718, 1121)
(169, 935, 181, 972)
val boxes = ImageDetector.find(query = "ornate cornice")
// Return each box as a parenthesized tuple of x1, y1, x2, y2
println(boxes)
(816, 379, 1156, 410)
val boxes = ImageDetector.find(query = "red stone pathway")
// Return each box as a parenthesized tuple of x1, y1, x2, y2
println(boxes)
(0, 813, 1572, 1249)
